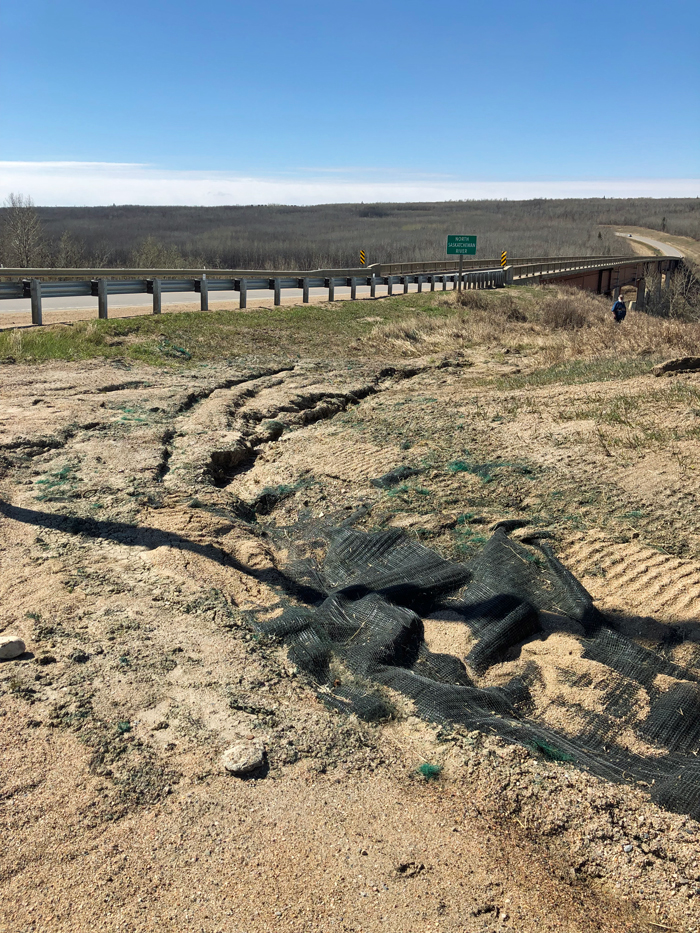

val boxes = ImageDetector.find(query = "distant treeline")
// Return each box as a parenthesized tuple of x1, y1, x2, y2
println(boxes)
(2, 197, 699, 269)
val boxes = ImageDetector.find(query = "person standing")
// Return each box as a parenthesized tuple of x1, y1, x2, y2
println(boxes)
(611, 294, 626, 324)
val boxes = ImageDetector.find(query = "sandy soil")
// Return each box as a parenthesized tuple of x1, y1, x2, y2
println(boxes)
(2, 352, 700, 933)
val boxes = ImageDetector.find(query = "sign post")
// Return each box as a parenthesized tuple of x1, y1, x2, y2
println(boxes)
(447, 236, 476, 292)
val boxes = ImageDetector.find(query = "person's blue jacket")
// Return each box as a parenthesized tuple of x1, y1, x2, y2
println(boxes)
(612, 298, 626, 320)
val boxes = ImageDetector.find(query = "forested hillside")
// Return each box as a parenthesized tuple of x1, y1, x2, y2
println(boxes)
(2, 197, 699, 269)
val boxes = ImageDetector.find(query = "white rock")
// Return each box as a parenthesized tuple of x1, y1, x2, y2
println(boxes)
(0, 636, 26, 660)
(221, 742, 264, 775)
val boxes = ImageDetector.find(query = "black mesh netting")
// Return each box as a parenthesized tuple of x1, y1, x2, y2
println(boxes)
(257, 523, 700, 820)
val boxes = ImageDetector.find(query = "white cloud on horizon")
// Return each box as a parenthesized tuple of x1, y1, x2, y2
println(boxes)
(1, 161, 698, 206)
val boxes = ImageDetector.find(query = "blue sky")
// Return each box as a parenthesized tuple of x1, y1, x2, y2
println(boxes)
(1, 0, 698, 204)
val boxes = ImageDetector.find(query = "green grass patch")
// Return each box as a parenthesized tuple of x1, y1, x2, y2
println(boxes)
(447, 456, 533, 484)
(484, 356, 657, 389)
(528, 737, 574, 762)
(416, 762, 443, 780)
(35, 463, 81, 502)
(0, 292, 464, 365)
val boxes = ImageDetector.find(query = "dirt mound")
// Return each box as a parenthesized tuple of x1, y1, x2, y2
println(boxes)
(3, 354, 700, 931)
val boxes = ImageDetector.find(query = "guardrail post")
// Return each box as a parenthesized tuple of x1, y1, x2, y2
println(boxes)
(387, 276, 393, 296)
(370, 274, 376, 298)
(430, 275, 435, 292)
(152, 278, 162, 314)
(417, 275, 423, 293)
(349, 277, 357, 300)
(302, 277, 310, 303)
(441, 275, 447, 291)
(30, 279, 42, 325)
(98, 278, 108, 319)
(273, 278, 281, 306)
(239, 278, 247, 309)
(200, 274, 209, 312)
(327, 277, 335, 301)
(403, 276, 409, 294)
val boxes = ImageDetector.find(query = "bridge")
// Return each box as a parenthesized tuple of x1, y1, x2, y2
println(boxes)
(0, 252, 680, 326)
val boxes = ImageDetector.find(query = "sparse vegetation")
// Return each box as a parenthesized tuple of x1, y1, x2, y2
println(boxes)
(2, 280, 700, 372)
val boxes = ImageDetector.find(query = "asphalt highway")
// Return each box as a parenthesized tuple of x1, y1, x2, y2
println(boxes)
(0, 281, 420, 317)
(615, 232, 685, 258)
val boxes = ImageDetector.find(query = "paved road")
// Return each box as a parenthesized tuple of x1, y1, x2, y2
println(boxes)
(0, 280, 451, 328)
(0, 281, 427, 318)
(615, 232, 685, 258)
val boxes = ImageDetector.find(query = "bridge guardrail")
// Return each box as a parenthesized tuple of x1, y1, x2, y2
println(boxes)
(0, 254, 676, 326)
(0, 266, 507, 325)
(511, 255, 674, 280)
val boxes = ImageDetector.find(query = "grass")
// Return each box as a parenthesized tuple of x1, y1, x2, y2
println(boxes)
(486, 356, 657, 389)
(34, 463, 81, 502)
(528, 738, 574, 763)
(416, 762, 443, 780)
(0, 293, 461, 365)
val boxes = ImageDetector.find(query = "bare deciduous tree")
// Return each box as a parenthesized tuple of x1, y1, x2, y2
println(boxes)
(129, 236, 187, 269)
(1, 193, 44, 267)
(53, 230, 85, 268)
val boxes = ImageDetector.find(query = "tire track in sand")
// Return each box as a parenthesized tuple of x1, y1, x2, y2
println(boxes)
(564, 532, 700, 622)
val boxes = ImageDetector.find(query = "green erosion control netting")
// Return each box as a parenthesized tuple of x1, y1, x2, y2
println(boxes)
(258, 523, 700, 821)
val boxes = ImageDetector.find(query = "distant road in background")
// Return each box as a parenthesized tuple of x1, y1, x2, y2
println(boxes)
(615, 229, 689, 259)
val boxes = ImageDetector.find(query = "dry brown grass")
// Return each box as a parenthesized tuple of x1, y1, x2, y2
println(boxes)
(363, 284, 700, 364)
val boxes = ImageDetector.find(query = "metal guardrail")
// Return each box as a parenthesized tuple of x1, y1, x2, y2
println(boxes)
(0, 256, 622, 281)
(0, 254, 677, 327)
(377, 255, 624, 276)
(0, 267, 508, 325)
(0, 265, 382, 281)
(511, 255, 674, 281)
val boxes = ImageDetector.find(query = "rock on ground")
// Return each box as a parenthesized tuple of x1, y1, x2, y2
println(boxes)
(0, 636, 26, 660)
(221, 742, 265, 775)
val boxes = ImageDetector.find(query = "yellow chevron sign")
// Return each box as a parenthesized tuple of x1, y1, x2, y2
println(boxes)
(360, 250, 366, 266)
(501, 251, 507, 268)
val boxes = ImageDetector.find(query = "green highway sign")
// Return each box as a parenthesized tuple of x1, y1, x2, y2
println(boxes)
(446, 235, 477, 255)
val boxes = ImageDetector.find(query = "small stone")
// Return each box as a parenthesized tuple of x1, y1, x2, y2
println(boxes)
(0, 636, 26, 660)
(221, 742, 265, 776)
(624, 844, 633, 853)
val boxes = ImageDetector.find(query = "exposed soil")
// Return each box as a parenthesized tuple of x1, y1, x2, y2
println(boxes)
(2, 346, 700, 933)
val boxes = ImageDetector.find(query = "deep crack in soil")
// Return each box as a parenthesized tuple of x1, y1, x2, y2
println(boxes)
(2, 353, 700, 933)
